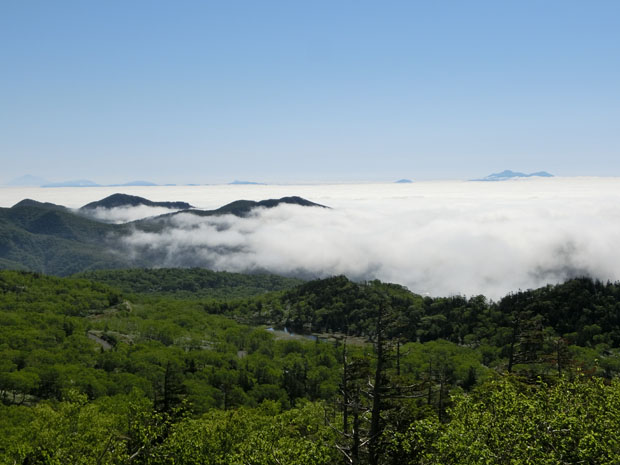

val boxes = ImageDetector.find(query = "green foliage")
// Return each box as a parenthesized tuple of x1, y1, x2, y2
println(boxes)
(392, 376, 620, 464)
(0, 393, 337, 464)
(156, 401, 337, 465)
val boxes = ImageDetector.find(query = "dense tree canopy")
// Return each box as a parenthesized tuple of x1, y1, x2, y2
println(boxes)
(2, 269, 620, 463)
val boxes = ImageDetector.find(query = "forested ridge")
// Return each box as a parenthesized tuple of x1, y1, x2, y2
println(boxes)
(75, 268, 304, 299)
(2, 269, 620, 463)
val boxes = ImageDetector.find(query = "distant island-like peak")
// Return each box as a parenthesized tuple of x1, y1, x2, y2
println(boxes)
(115, 180, 158, 187)
(395, 179, 413, 183)
(473, 170, 554, 181)
(42, 179, 101, 188)
(4, 174, 50, 187)
(229, 180, 267, 185)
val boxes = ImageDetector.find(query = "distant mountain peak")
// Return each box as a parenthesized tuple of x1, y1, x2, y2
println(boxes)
(473, 170, 554, 181)
(229, 180, 267, 185)
(395, 179, 413, 184)
(42, 179, 100, 188)
(80, 193, 193, 210)
(5, 175, 50, 187)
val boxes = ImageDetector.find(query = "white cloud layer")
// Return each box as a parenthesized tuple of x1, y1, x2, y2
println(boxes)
(112, 178, 620, 299)
(3, 178, 620, 298)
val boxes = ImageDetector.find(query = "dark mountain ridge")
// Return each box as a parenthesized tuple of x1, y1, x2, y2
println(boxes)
(156, 196, 328, 220)
(0, 194, 328, 275)
(81, 193, 193, 210)
(11, 199, 67, 211)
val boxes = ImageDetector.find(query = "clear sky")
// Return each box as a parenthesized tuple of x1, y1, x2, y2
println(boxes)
(1, 0, 619, 184)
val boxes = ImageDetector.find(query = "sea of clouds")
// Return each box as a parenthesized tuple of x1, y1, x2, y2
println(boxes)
(2, 178, 620, 299)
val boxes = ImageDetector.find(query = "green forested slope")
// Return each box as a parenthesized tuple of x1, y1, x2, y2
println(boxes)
(0, 204, 133, 275)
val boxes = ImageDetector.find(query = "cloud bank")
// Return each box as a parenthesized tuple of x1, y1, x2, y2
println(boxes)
(80, 205, 185, 224)
(116, 179, 620, 299)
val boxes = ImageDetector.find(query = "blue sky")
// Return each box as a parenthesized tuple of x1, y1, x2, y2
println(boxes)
(1, 1, 619, 184)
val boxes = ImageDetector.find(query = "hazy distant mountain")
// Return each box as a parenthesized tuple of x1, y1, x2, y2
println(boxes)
(42, 179, 101, 188)
(5, 176, 162, 187)
(473, 170, 554, 181)
(0, 194, 326, 275)
(528, 171, 554, 177)
(395, 179, 413, 183)
(229, 180, 267, 185)
(115, 180, 158, 186)
(80, 193, 193, 210)
(5, 175, 50, 187)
